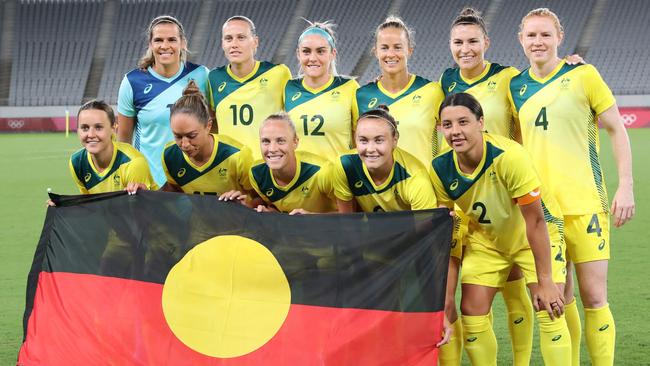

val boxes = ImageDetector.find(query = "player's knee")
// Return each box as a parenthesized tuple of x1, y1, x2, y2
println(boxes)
(579, 288, 607, 308)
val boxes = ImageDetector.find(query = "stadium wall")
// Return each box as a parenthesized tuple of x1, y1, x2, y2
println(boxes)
(1, 99, 649, 133)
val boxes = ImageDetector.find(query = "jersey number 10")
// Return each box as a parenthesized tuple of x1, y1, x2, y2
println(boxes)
(230, 104, 254, 126)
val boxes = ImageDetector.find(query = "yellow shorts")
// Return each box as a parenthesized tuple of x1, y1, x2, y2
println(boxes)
(461, 242, 567, 287)
(564, 212, 610, 263)
(450, 208, 468, 260)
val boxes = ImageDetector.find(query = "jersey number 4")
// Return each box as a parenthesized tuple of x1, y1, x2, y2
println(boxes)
(301, 114, 325, 136)
(535, 107, 548, 130)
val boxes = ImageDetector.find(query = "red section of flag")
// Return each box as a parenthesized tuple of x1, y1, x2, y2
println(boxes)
(18, 272, 443, 366)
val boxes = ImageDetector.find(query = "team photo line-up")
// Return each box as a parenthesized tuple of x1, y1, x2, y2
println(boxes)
(63, 5, 635, 366)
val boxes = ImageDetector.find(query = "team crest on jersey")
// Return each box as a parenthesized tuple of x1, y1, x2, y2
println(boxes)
(219, 168, 228, 177)
(519, 84, 528, 96)
(489, 170, 497, 182)
(143, 84, 153, 94)
(487, 80, 497, 91)
(265, 188, 274, 197)
(113, 174, 121, 186)
(177, 168, 186, 178)
(412, 94, 421, 104)
(331, 90, 340, 100)
(449, 179, 459, 191)
(260, 78, 269, 87)
(291, 92, 302, 101)
(368, 98, 378, 108)
(218, 82, 227, 92)
(561, 77, 571, 90)
(448, 82, 457, 92)
(301, 186, 310, 196)
(84, 173, 92, 182)
(354, 180, 363, 188)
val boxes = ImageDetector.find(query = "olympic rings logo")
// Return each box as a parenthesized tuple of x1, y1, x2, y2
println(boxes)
(8, 120, 25, 129)
(621, 114, 637, 126)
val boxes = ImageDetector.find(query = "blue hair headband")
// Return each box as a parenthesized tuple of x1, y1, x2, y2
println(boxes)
(298, 27, 336, 49)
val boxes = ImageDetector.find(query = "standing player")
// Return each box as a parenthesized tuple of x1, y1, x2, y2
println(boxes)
(438, 8, 527, 366)
(241, 112, 337, 214)
(353, 16, 445, 167)
(431, 93, 571, 366)
(284, 21, 359, 160)
(152, 81, 252, 196)
(208, 16, 291, 160)
(510, 8, 634, 365)
(117, 15, 210, 186)
(70, 100, 157, 194)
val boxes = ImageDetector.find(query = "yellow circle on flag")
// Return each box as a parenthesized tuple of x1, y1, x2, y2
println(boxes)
(162, 235, 291, 358)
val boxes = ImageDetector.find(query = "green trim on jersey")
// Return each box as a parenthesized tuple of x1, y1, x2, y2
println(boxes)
(431, 142, 504, 200)
(208, 61, 277, 107)
(251, 161, 321, 202)
(340, 154, 410, 196)
(510, 63, 580, 112)
(356, 75, 431, 114)
(587, 112, 609, 212)
(71, 149, 131, 190)
(163, 142, 240, 186)
(440, 63, 509, 95)
(284, 76, 350, 112)
(541, 199, 566, 262)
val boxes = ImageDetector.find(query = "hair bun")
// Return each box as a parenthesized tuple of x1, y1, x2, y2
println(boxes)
(459, 7, 481, 17)
(183, 80, 201, 96)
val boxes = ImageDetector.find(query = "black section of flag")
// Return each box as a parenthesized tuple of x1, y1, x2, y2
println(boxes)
(26, 191, 451, 320)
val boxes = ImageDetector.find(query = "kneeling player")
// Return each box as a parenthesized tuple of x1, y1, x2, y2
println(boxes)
(430, 93, 570, 365)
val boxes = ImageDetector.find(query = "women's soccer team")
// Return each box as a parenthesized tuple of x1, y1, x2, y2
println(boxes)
(63, 6, 635, 366)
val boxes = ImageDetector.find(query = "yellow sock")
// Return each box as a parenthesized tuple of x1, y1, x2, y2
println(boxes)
(564, 298, 582, 366)
(585, 304, 615, 366)
(536, 311, 572, 365)
(462, 314, 496, 366)
(502, 278, 533, 366)
(439, 318, 463, 366)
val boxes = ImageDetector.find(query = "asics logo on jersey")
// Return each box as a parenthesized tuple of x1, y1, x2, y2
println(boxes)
(519, 84, 528, 96)
(354, 180, 363, 188)
(551, 335, 562, 342)
(514, 317, 524, 324)
(448, 82, 457, 92)
(598, 239, 606, 250)
(265, 188, 274, 197)
(177, 168, 186, 178)
(218, 82, 227, 92)
(467, 337, 478, 343)
(144, 84, 153, 94)
(291, 92, 302, 101)
(599, 324, 610, 331)
(450, 179, 459, 191)
(84, 173, 92, 182)
(368, 98, 378, 108)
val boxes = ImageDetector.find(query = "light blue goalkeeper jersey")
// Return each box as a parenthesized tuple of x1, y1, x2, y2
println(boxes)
(118, 62, 209, 185)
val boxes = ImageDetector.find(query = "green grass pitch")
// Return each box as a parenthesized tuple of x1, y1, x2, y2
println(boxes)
(1, 130, 648, 365)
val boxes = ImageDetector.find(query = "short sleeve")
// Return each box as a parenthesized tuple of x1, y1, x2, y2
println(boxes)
(500, 146, 540, 199)
(351, 91, 360, 132)
(404, 171, 438, 210)
(236, 146, 254, 191)
(161, 149, 177, 187)
(428, 166, 453, 209)
(317, 162, 334, 197)
(117, 75, 135, 117)
(331, 158, 353, 202)
(125, 156, 158, 190)
(69, 158, 88, 194)
(582, 65, 616, 116)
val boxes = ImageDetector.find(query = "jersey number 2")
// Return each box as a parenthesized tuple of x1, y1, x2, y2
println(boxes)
(230, 104, 254, 126)
(301, 114, 325, 136)
(472, 202, 491, 224)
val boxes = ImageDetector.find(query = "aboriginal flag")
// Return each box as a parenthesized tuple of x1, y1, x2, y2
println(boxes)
(18, 191, 451, 366)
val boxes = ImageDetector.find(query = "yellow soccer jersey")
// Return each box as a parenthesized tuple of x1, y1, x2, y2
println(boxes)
(208, 61, 291, 159)
(333, 147, 437, 212)
(430, 134, 563, 255)
(440, 62, 519, 140)
(69, 141, 157, 194)
(284, 76, 359, 160)
(508, 61, 615, 215)
(162, 134, 252, 195)
(352, 75, 445, 167)
(249, 151, 336, 213)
